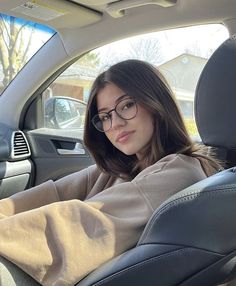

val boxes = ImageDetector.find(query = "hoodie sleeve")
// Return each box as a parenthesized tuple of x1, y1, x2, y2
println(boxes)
(0, 165, 99, 219)
(0, 181, 152, 286)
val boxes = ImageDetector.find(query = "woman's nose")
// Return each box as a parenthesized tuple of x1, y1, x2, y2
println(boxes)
(111, 112, 126, 130)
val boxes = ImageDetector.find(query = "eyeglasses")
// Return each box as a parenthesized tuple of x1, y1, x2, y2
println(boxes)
(92, 98, 138, 132)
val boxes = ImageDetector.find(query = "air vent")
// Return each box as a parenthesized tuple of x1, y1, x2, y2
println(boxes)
(11, 131, 31, 159)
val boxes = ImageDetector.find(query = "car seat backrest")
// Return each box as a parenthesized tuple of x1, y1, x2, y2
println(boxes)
(195, 34, 236, 167)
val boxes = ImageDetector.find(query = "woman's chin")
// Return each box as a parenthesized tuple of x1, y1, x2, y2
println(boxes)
(118, 147, 136, 156)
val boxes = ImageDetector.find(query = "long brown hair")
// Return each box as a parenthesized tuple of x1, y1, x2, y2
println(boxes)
(84, 59, 221, 180)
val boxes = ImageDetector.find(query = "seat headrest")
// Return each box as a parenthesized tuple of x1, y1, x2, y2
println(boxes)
(195, 35, 236, 150)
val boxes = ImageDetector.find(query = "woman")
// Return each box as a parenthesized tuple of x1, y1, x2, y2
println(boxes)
(0, 59, 221, 285)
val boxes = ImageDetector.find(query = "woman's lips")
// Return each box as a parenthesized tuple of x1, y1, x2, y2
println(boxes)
(116, 131, 135, 143)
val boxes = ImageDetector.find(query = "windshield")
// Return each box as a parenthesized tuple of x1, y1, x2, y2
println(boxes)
(0, 13, 55, 95)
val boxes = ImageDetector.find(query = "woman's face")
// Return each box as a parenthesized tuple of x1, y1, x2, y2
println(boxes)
(96, 83, 154, 159)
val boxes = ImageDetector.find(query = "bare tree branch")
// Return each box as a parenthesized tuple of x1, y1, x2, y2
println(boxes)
(20, 24, 35, 65)
(128, 37, 163, 65)
(0, 16, 36, 87)
(11, 22, 29, 52)
(0, 15, 11, 40)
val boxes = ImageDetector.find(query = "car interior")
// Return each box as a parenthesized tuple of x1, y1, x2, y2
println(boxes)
(0, 0, 236, 285)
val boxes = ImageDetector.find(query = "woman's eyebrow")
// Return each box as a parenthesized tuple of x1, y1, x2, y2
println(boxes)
(97, 94, 129, 113)
(115, 94, 129, 104)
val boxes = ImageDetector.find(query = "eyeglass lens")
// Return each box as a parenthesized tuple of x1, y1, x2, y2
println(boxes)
(92, 98, 137, 132)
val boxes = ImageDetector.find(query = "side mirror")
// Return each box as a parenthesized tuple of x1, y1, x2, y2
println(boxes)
(44, 97, 86, 129)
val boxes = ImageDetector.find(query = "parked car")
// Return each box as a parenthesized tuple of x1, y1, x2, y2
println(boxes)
(0, 0, 236, 285)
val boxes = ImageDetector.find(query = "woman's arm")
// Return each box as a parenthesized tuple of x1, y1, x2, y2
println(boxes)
(0, 180, 59, 219)
(0, 181, 152, 285)
(0, 165, 99, 219)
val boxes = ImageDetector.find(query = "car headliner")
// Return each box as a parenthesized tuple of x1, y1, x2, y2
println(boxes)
(1, 0, 236, 55)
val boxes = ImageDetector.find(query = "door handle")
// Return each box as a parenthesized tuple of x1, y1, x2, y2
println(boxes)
(57, 142, 86, 155)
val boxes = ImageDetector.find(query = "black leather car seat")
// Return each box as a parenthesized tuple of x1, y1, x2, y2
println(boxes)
(195, 34, 236, 168)
(77, 35, 236, 286)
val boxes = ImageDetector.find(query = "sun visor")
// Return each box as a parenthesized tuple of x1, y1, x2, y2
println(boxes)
(5, 0, 102, 29)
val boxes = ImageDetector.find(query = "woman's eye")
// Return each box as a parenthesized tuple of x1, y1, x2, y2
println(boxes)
(123, 101, 135, 110)
(99, 114, 110, 122)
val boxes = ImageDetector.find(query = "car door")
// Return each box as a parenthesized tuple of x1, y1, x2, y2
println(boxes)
(24, 94, 94, 186)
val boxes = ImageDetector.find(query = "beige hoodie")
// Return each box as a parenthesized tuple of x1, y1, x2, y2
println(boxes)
(0, 154, 208, 285)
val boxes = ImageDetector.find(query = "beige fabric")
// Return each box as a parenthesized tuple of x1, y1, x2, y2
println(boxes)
(0, 154, 208, 285)
(220, 280, 236, 286)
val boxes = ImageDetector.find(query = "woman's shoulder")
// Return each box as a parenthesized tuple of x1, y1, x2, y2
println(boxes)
(132, 153, 207, 210)
(134, 153, 205, 180)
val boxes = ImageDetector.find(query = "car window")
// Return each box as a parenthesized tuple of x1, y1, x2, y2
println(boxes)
(41, 24, 229, 139)
(0, 13, 55, 95)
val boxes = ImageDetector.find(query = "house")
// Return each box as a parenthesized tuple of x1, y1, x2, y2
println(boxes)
(158, 54, 207, 118)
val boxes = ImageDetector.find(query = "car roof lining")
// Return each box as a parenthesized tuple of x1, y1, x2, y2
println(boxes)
(0, 0, 236, 57)
(1, 0, 236, 31)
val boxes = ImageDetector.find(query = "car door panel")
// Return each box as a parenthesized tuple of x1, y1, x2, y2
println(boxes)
(26, 131, 94, 185)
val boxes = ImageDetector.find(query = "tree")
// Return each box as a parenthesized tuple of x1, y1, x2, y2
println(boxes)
(128, 37, 163, 65)
(96, 48, 124, 71)
(0, 15, 35, 87)
(77, 51, 100, 68)
(96, 36, 164, 72)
